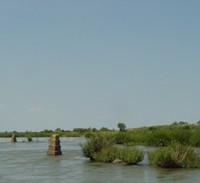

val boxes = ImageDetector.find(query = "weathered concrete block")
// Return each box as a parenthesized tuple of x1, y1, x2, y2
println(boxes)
(49, 139, 60, 145)
(47, 134, 62, 155)
(47, 149, 62, 155)
(48, 145, 61, 151)
(11, 134, 17, 143)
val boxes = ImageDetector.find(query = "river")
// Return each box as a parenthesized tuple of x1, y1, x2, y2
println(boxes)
(0, 137, 200, 183)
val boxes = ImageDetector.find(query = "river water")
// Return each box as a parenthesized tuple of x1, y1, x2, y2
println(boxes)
(0, 137, 200, 183)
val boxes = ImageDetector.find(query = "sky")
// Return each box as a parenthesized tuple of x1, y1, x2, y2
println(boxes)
(0, 0, 200, 132)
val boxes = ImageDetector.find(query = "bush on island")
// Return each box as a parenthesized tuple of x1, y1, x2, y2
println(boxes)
(148, 143, 200, 168)
(93, 146, 144, 165)
(81, 133, 114, 160)
(119, 147, 144, 165)
(81, 133, 144, 165)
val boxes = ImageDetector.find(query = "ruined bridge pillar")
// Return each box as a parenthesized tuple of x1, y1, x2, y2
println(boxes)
(47, 134, 62, 155)
(11, 134, 17, 143)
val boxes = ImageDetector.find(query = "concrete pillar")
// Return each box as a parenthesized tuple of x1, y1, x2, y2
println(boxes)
(47, 134, 62, 155)
(11, 134, 17, 143)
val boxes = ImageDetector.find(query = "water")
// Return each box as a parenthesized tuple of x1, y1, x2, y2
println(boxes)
(0, 137, 200, 183)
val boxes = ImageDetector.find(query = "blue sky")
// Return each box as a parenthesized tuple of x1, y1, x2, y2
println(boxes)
(1, 0, 200, 131)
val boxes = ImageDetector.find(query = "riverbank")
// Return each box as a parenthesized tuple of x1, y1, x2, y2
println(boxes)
(1, 122, 200, 147)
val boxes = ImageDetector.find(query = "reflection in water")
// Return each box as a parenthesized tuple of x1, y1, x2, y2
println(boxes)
(0, 137, 200, 183)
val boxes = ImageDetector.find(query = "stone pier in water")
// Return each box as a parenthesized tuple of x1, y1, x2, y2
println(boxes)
(47, 134, 62, 155)
(11, 134, 17, 143)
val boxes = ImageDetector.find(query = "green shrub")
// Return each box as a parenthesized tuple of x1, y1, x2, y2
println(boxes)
(148, 143, 200, 168)
(81, 133, 144, 165)
(93, 146, 144, 165)
(93, 147, 119, 162)
(190, 130, 200, 147)
(114, 132, 132, 144)
(84, 132, 96, 138)
(171, 129, 191, 145)
(120, 147, 144, 165)
(145, 129, 173, 146)
(81, 133, 114, 160)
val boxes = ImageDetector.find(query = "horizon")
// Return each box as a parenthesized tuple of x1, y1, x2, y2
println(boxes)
(1, 120, 198, 133)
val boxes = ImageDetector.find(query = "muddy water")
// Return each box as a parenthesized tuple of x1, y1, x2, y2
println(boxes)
(0, 137, 199, 183)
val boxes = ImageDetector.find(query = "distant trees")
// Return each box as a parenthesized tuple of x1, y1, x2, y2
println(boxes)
(197, 120, 200, 125)
(117, 123, 126, 132)
(171, 121, 189, 126)
(73, 128, 97, 133)
(99, 127, 110, 131)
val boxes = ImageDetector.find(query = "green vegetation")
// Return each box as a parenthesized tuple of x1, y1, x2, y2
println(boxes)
(93, 146, 144, 165)
(81, 132, 144, 165)
(118, 147, 144, 165)
(0, 128, 98, 138)
(1, 122, 200, 147)
(113, 122, 200, 147)
(92, 147, 119, 162)
(81, 132, 114, 160)
(0, 127, 114, 138)
(148, 143, 200, 168)
(80, 122, 200, 167)
(2, 121, 200, 147)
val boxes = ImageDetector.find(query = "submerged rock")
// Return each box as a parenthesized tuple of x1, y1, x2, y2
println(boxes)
(113, 159, 122, 164)
(47, 134, 62, 155)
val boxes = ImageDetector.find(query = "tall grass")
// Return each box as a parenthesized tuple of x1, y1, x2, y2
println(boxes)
(148, 143, 200, 168)
(113, 125, 200, 147)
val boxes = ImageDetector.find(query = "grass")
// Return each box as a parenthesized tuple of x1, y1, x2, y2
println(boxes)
(148, 143, 200, 168)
